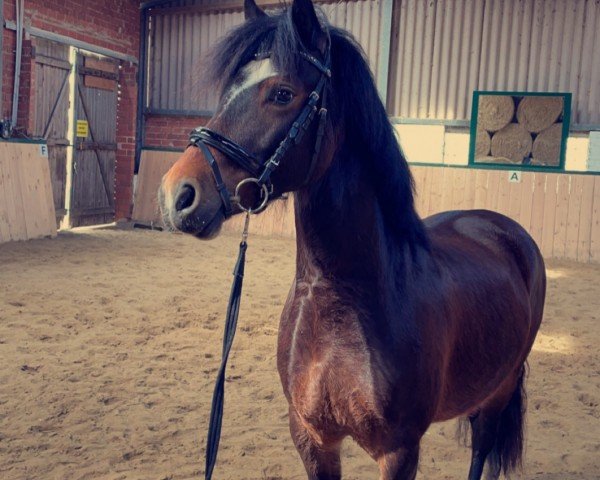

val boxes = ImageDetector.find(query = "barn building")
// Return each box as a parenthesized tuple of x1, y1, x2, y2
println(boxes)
(1, 0, 599, 261)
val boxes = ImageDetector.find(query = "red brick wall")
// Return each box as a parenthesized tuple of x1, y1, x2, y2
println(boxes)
(1, 0, 139, 220)
(2, 0, 16, 120)
(143, 114, 210, 151)
(115, 62, 138, 219)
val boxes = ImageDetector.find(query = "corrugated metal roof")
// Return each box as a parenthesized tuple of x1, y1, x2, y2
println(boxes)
(147, 0, 383, 112)
(388, 0, 600, 125)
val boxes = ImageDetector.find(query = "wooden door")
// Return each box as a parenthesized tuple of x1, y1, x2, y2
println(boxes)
(70, 53, 119, 227)
(32, 39, 71, 226)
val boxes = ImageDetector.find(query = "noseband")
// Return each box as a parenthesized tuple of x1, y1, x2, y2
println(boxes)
(188, 49, 331, 217)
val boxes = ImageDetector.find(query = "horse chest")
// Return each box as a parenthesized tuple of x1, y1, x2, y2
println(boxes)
(281, 284, 387, 438)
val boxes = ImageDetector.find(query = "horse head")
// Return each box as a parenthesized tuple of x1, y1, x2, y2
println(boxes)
(159, 0, 335, 239)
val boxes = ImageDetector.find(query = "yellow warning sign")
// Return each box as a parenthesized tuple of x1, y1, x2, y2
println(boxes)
(76, 120, 89, 138)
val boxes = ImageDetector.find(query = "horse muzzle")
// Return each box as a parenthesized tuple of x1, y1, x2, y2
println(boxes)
(159, 177, 225, 239)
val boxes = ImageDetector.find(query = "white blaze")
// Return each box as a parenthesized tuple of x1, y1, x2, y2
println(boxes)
(224, 59, 278, 108)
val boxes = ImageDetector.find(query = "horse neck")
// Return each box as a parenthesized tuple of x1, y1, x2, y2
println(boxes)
(293, 145, 424, 303)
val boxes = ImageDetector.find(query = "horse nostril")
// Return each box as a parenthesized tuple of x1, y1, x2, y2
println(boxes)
(175, 184, 196, 212)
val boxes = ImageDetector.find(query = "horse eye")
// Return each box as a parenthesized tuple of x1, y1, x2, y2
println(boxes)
(272, 88, 294, 105)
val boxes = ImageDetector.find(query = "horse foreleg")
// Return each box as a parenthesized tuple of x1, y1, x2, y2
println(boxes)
(289, 407, 342, 480)
(377, 443, 420, 480)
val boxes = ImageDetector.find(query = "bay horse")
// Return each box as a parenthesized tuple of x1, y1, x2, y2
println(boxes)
(158, 1, 546, 478)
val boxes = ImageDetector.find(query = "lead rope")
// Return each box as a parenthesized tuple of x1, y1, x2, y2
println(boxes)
(204, 212, 251, 479)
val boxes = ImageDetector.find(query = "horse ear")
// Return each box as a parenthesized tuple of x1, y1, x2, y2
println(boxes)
(291, 0, 327, 54)
(244, 0, 266, 20)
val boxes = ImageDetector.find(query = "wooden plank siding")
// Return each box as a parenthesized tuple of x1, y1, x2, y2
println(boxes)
(132, 150, 181, 225)
(0, 142, 57, 243)
(590, 177, 600, 262)
(33, 39, 71, 226)
(131, 152, 600, 263)
(70, 52, 119, 227)
(408, 168, 598, 263)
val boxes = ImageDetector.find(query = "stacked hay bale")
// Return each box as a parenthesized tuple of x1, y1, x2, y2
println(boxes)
(474, 95, 564, 166)
(491, 123, 532, 164)
(531, 123, 563, 166)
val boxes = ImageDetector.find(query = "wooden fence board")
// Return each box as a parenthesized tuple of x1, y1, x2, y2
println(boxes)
(517, 172, 534, 232)
(440, 168, 454, 212)
(577, 177, 595, 262)
(40, 151, 57, 234)
(420, 166, 432, 215)
(590, 176, 600, 262)
(451, 168, 467, 210)
(528, 174, 546, 249)
(415, 166, 430, 216)
(0, 148, 13, 242)
(496, 173, 511, 217)
(508, 178, 523, 223)
(473, 169, 488, 209)
(132, 150, 181, 225)
(565, 175, 584, 260)
(508, 178, 522, 220)
(84, 57, 119, 74)
(0, 142, 57, 243)
(486, 171, 501, 212)
(541, 175, 558, 258)
(84, 75, 117, 91)
(18, 154, 46, 239)
(0, 144, 27, 241)
(464, 168, 476, 210)
(427, 167, 443, 216)
(552, 175, 571, 259)
(411, 166, 426, 215)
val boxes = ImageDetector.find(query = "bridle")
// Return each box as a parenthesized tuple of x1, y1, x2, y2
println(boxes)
(188, 48, 331, 217)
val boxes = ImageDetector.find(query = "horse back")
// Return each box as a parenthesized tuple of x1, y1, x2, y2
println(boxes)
(424, 209, 545, 305)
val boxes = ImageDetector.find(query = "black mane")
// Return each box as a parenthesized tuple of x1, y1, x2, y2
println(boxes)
(208, 7, 428, 247)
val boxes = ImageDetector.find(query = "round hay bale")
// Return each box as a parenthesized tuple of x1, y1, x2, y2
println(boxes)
(475, 128, 491, 157)
(477, 95, 515, 132)
(532, 123, 563, 166)
(516, 96, 563, 133)
(490, 123, 532, 164)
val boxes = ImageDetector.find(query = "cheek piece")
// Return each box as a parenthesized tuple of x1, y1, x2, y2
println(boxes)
(188, 48, 331, 217)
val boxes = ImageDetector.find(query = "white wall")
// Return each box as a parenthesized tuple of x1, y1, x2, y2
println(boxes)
(394, 124, 595, 171)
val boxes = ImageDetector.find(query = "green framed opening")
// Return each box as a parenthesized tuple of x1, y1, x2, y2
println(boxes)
(468, 91, 572, 171)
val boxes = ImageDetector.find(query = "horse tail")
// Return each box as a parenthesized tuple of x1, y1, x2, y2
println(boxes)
(487, 364, 528, 478)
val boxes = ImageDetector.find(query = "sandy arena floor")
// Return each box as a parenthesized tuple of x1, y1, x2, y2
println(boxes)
(1, 226, 599, 480)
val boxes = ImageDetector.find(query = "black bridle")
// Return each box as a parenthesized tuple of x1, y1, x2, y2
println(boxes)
(189, 49, 331, 217)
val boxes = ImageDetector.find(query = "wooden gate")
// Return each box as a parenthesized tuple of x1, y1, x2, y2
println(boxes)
(70, 53, 119, 227)
(32, 39, 71, 226)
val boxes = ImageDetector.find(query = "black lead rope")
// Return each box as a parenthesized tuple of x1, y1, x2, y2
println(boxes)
(205, 213, 250, 480)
